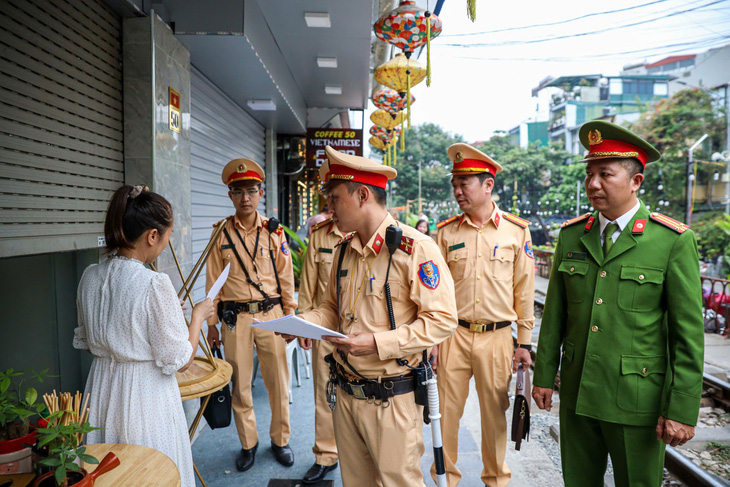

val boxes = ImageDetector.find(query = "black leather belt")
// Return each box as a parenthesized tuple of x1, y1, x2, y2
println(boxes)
(458, 319, 511, 333)
(336, 373, 414, 401)
(223, 298, 282, 315)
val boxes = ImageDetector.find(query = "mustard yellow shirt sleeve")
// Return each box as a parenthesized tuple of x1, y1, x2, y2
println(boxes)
(205, 223, 225, 326)
(373, 238, 458, 361)
(299, 244, 341, 331)
(298, 234, 318, 314)
(513, 226, 535, 345)
(272, 230, 297, 316)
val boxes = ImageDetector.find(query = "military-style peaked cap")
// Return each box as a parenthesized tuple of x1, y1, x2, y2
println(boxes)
(320, 145, 397, 190)
(222, 158, 265, 186)
(447, 143, 503, 176)
(578, 120, 660, 168)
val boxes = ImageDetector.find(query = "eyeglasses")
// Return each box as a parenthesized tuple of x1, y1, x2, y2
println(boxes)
(230, 188, 260, 198)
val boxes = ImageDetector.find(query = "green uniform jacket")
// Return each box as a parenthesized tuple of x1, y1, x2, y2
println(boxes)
(533, 203, 704, 427)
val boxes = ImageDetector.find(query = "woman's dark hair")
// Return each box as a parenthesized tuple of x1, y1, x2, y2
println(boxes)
(104, 185, 173, 251)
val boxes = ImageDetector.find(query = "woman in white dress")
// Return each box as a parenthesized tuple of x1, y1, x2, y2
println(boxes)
(74, 185, 215, 487)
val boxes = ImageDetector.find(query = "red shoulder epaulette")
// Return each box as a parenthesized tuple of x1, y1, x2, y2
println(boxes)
(561, 213, 591, 228)
(335, 233, 355, 247)
(437, 215, 459, 229)
(650, 212, 689, 234)
(212, 216, 231, 227)
(262, 219, 284, 236)
(311, 217, 333, 233)
(399, 236, 414, 254)
(502, 212, 529, 228)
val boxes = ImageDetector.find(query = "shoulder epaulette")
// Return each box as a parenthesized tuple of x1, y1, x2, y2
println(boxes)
(311, 217, 333, 233)
(262, 219, 284, 236)
(502, 212, 529, 228)
(335, 233, 355, 247)
(650, 212, 689, 234)
(437, 215, 459, 229)
(561, 213, 591, 228)
(212, 216, 232, 227)
(399, 236, 414, 254)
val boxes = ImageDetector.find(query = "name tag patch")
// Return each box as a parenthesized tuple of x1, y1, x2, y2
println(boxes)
(448, 242, 465, 252)
(565, 251, 586, 260)
(319, 247, 333, 254)
(339, 270, 348, 277)
(220, 244, 234, 249)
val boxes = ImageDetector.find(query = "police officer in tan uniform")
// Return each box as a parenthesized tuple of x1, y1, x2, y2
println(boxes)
(206, 159, 297, 472)
(297, 216, 344, 484)
(296, 146, 458, 487)
(432, 143, 534, 487)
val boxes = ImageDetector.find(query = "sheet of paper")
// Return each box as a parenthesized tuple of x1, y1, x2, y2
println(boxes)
(250, 315, 347, 340)
(206, 262, 230, 300)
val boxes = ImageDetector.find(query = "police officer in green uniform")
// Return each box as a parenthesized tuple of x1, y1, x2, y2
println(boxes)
(532, 120, 704, 487)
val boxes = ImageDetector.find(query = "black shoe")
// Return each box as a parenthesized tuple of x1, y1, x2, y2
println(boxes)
(271, 442, 295, 467)
(235, 442, 258, 472)
(302, 462, 338, 484)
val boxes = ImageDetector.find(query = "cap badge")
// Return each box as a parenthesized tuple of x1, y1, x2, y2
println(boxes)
(588, 129, 603, 146)
(454, 151, 464, 163)
(237, 163, 247, 172)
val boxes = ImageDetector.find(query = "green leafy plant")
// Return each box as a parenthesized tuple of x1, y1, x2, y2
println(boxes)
(0, 368, 47, 442)
(281, 224, 308, 283)
(718, 213, 730, 236)
(36, 410, 100, 487)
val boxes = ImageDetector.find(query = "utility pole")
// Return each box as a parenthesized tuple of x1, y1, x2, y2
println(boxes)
(687, 134, 709, 225)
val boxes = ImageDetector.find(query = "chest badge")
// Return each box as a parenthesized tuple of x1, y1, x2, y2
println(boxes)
(418, 261, 440, 290)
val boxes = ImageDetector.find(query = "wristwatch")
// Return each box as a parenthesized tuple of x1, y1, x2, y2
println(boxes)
(518, 344, 532, 351)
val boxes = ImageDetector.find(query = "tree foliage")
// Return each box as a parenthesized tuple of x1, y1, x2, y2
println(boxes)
(630, 88, 726, 220)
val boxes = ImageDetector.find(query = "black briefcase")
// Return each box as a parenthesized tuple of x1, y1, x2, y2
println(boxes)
(201, 345, 232, 429)
(511, 363, 531, 450)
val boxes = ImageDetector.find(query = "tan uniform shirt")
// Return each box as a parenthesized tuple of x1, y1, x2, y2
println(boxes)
(301, 213, 458, 378)
(206, 212, 297, 320)
(299, 219, 343, 313)
(436, 204, 535, 345)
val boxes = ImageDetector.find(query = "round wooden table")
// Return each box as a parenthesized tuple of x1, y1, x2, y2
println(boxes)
(81, 443, 180, 487)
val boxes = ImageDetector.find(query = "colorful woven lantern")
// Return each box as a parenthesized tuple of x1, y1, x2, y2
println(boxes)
(374, 53, 426, 94)
(370, 109, 406, 130)
(369, 136, 386, 151)
(373, 0, 442, 85)
(372, 88, 415, 116)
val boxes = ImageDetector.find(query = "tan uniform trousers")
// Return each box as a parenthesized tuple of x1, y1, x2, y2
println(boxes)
(311, 339, 338, 466)
(333, 389, 425, 487)
(432, 325, 513, 487)
(222, 307, 290, 449)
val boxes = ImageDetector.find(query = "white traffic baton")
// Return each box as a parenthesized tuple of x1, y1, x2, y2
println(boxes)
(427, 375, 447, 487)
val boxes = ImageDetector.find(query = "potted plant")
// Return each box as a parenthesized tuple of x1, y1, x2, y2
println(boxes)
(33, 410, 118, 487)
(0, 368, 48, 471)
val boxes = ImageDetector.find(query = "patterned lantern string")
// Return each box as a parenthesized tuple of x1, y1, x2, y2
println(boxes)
(371, 88, 415, 117)
(369, 136, 386, 151)
(374, 54, 425, 128)
(370, 109, 406, 130)
(373, 0, 442, 84)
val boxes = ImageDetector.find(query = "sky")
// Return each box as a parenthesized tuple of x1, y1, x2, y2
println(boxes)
(366, 0, 730, 143)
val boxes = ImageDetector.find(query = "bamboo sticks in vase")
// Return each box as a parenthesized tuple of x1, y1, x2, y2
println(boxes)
(43, 390, 90, 444)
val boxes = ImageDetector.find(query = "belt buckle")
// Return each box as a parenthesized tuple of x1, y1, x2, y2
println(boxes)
(350, 384, 367, 400)
(469, 320, 487, 333)
(249, 302, 260, 314)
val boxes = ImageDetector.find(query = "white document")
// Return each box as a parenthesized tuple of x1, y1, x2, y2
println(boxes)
(206, 263, 230, 300)
(250, 315, 347, 340)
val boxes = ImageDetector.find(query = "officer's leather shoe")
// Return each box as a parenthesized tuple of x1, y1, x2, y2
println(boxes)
(302, 462, 338, 484)
(235, 442, 258, 472)
(271, 442, 294, 467)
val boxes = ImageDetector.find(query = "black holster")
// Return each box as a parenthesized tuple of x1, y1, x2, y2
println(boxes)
(218, 301, 238, 329)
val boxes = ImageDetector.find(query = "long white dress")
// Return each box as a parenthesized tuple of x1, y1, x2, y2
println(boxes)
(73, 255, 195, 487)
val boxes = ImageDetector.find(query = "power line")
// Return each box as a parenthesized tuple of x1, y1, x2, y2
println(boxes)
(442, 0, 674, 37)
(443, 0, 727, 48)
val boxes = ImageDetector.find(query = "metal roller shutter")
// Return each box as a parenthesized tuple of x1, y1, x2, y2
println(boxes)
(190, 66, 265, 301)
(0, 0, 123, 257)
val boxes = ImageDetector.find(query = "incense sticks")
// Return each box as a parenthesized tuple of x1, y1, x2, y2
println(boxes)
(42, 390, 90, 444)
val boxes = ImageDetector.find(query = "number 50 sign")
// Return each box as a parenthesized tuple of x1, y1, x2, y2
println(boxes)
(169, 87, 181, 134)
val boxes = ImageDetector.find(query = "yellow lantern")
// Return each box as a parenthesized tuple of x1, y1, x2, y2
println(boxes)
(370, 109, 406, 130)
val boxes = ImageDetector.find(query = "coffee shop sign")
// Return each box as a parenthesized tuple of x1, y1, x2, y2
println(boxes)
(306, 128, 363, 168)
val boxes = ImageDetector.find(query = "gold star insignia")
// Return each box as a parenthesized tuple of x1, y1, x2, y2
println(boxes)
(588, 129, 603, 146)
(455, 151, 464, 162)
(238, 163, 247, 172)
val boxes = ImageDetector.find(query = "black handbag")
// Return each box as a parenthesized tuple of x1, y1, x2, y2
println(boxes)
(511, 363, 531, 450)
(201, 345, 232, 429)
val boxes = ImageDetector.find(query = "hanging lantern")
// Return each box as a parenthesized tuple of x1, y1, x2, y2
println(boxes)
(369, 136, 386, 151)
(370, 109, 406, 130)
(374, 53, 426, 94)
(371, 88, 415, 117)
(373, 0, 442, 85)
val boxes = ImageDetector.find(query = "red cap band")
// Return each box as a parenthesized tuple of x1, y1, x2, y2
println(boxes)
(452, 158, 497, 176)
(227, 170, 263, 186)
(325, 164, 389, 189)
(586, 139, 648, 168)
